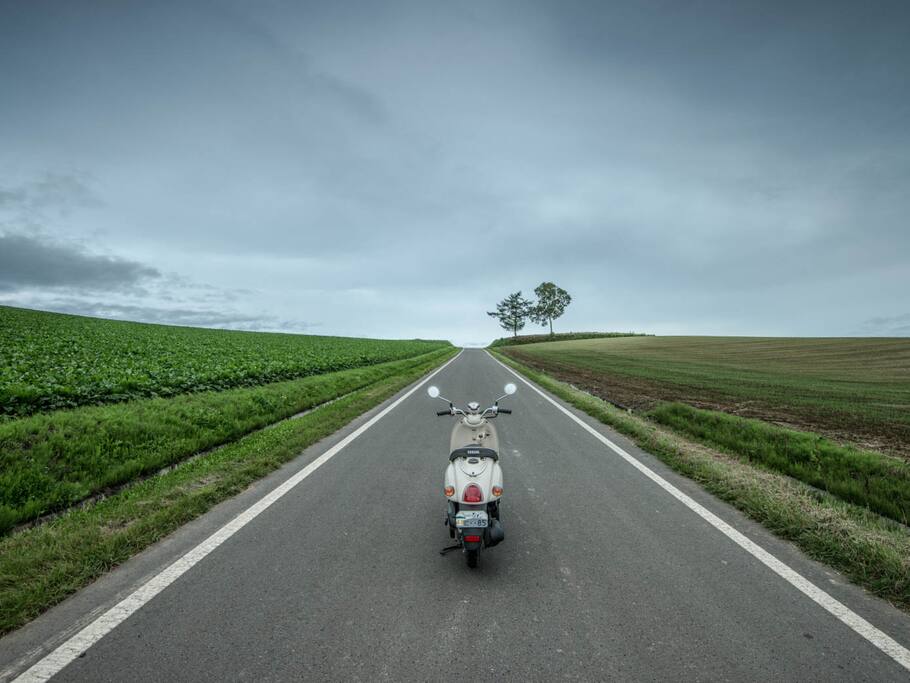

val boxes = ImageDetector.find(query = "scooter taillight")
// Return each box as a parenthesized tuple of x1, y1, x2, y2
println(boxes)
(463, 483, 483, 503)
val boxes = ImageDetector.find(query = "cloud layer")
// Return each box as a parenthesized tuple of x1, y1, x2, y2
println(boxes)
(1, 1, 908, 342)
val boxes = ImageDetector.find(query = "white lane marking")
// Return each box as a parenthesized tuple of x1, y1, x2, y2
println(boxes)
(13, 351, 463, 683)
(489, 352, 910, 672)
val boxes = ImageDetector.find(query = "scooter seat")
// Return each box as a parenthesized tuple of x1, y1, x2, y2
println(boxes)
(449, 446, 498, 462)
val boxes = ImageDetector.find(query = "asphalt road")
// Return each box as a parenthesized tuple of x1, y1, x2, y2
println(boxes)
(3, 349, 910, 681)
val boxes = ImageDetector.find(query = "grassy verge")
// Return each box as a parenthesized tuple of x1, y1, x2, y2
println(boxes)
(0, 347, 456, 635)
(648, 402, 910, 525)
(0, 348, 454, 534)
(490, 350, 910, 611)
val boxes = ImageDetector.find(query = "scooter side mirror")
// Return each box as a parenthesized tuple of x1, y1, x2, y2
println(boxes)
(427, 385, 440, 399)
(504, 382, 517, 395)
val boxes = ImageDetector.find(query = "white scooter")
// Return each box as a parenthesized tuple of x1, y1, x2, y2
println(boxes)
(428, 382, 517, 568)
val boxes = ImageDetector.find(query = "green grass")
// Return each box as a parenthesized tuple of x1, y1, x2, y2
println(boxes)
(0, 305, 449, 416)
(488, 331, 648, 347)
(648, 402, 910, 525)
(0, 347, 456, 635)
(491, 350, 910, 612)
(0, 348, 453, 534)
(502, 335, 910, 457)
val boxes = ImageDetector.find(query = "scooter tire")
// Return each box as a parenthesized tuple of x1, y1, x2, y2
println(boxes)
(466, 549, 478, 568)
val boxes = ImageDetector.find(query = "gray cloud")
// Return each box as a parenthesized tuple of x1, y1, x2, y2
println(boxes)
(0, 232, 159, 292)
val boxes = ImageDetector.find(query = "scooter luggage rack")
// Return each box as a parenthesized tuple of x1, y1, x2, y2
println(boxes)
(449, 446, 498, 462)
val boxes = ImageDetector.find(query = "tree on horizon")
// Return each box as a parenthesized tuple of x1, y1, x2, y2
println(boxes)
(530, 281, 571, 336)
(487, 291, 533, 338)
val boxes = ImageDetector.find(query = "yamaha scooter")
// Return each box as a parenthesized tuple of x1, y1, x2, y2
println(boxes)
(428, 382, 516, 567)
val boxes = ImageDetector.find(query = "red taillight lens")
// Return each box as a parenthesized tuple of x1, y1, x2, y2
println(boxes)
(464, 535, 482, 543)
(463, 484, 483, 503)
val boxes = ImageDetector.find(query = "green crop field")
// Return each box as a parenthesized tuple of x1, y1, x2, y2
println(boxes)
(0, 349, 453, 534)
(501, 336, 910, 458)
(0, 306, 448, 416)
(0, 306, 453, 533)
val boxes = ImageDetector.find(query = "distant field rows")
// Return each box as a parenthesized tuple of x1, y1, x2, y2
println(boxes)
(0, 306, 449, 416)
(501, 335, 910, 458)
(492, 349, 910, 615)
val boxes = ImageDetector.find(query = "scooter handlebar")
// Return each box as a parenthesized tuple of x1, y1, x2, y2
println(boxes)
(436, 409, 453, 416)
(497, 408, 512, 414)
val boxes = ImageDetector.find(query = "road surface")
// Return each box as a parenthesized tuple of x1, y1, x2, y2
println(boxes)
(3, 349, 909, 680)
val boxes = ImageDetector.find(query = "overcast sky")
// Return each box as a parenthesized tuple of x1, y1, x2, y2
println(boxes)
(1, 0, 908, 344)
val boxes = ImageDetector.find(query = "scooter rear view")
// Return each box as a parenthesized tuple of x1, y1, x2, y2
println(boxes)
(428, 382, 516, 568)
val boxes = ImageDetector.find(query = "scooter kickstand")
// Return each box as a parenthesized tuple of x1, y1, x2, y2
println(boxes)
(439, 544, 461, 555)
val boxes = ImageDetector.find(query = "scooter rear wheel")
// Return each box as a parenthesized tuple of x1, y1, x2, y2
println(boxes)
(466, 549, 478, 568)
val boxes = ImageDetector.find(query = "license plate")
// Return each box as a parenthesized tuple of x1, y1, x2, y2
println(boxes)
(455, 511, 488, 528)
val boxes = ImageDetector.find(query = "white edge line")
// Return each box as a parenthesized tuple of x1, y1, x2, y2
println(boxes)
(13, 349, 463, 683)
(488, 351, 910, 672)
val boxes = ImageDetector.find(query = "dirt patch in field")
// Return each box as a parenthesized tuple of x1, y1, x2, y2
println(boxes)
(505, 349, 910, 460)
